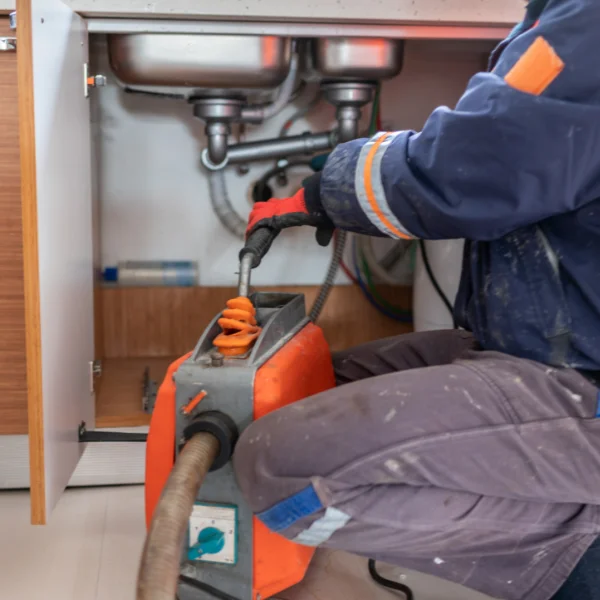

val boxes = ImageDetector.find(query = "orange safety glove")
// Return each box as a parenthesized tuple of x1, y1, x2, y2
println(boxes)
(246, 174, 334, 247)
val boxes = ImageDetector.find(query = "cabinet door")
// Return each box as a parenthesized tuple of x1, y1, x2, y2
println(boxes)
(17, 0, 95, 524)
(0, 20, 28, 436)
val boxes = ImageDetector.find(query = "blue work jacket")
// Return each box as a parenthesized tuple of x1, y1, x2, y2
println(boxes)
(317, 0, 600, 369)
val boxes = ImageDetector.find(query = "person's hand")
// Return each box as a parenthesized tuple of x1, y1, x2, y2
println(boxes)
(246, 176, 334, 247)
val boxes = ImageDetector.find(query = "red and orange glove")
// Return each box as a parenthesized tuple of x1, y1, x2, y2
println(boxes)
(246, 174, 334, 247)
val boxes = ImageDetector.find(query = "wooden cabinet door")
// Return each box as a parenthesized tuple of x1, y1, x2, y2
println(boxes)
(17, 0, 95, 524)
(0, 19, 27, 436)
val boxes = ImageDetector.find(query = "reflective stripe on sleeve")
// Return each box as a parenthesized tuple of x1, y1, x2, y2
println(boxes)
(355, 132, 416, 240)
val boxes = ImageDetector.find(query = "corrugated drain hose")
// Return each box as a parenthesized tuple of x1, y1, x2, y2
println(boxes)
(208, 170, 247, 239)
(137, 433, 220, 600)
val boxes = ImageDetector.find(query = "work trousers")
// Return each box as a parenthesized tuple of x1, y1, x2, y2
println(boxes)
(233, 330, 600, 600)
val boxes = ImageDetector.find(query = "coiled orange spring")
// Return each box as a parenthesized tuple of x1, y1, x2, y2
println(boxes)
(213, 297, 262, 357)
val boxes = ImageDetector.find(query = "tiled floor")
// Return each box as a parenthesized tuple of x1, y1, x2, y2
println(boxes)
(0, 486, 493, 600)
(0, 486, 144, 600)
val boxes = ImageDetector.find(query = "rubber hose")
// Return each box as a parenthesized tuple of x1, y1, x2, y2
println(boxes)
(253, 160, 313, 204)
(309, 230, 346, 322)
(136, 433, 220, 600)
(208, 170, 246, 240)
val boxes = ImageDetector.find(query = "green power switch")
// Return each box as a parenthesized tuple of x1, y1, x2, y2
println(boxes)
(188, 527, 226, 560)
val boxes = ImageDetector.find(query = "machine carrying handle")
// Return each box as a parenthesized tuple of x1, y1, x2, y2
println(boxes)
(239, 226, 280, 269)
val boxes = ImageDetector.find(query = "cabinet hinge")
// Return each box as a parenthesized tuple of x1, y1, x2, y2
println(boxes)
(142, 367, 158, 414)
(84, 63, 107, 97)
(1, 11, 17, 53)
(89, 360, 102, 394)
(0, 38, 16, 52)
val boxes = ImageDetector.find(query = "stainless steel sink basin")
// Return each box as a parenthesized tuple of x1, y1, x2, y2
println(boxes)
(108, 34, 292, 89)
(313, 37, 404, 80)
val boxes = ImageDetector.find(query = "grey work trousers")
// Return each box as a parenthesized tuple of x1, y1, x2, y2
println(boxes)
(233, 330, 600, 600)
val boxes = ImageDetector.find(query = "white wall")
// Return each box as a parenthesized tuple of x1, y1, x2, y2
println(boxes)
(92, 36, 489, 287)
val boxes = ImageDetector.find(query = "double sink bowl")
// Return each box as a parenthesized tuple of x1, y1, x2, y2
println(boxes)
(108, 34, 404, 92)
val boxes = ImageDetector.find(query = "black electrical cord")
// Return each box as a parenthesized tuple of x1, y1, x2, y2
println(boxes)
(179, 574, 240, 600)
(419, 240, 458, 329)
(122, 86, 187, 100)
(180, 562, 411, 600)
(368, 559, 414, 600)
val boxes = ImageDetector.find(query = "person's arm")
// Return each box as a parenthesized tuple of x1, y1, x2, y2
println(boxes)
(309, 0, 600, 242)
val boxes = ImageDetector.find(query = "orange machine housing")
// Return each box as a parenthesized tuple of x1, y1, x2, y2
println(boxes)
(145, 322, 336, 600)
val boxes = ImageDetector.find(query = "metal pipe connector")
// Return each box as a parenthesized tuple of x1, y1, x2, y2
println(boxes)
(202, 131, 335, 170)
(322, 81, 377, 144)
(205, 122, 231, 166)
(192, 97, 244, 168)
(336, 105, 362, 143)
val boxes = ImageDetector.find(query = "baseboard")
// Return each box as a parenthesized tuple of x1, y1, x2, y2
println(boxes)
(0, 427, 147, 489)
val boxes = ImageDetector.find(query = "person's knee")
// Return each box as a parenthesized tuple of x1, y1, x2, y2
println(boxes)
(232, 421, 271, 514)
(233, 410, 311, 519)
(233, 415, 334, 543)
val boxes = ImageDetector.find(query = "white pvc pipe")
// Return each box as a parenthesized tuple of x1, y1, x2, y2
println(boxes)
(413, 239, 465, 332)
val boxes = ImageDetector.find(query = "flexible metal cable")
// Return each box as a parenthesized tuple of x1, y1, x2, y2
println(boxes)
(309, 230, 346, 322)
